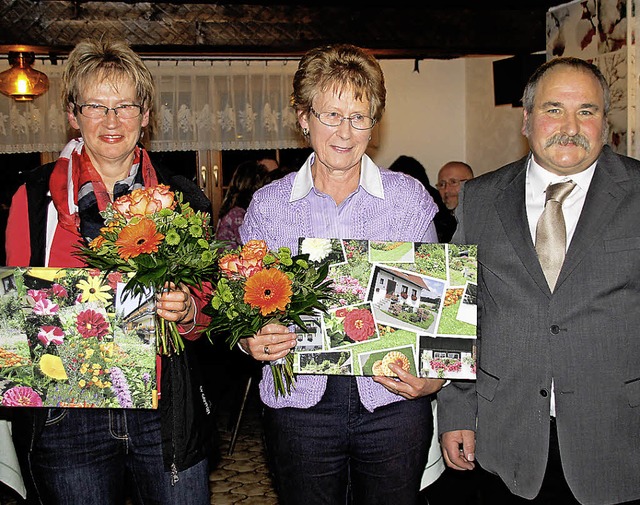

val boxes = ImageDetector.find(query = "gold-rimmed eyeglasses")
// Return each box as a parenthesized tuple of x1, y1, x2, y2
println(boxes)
(310, 107, 375, 130)
(75, 103, 143, 119)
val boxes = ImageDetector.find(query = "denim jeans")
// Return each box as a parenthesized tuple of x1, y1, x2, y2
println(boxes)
(263, 375, 433, 505)
(26, 408, 210, 505)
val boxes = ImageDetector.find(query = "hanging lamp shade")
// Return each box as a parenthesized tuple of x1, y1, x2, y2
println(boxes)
(0, 51, 49, 101)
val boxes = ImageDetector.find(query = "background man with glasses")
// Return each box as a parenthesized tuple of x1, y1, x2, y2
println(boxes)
(436, 161, 474, 212)
(435, 161, 473, 242)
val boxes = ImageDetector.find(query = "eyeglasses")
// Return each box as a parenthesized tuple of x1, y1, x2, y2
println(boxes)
(436, 179, 469, 189)
(310, 107, 376, 130)
(75, 103, 143, 119)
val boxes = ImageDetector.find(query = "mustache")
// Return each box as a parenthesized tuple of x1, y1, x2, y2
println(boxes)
(545, 133, 590, 150)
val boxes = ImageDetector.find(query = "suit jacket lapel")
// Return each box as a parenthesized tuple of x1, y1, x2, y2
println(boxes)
(556, 146, 628, 289)
(495, 155, 552, 295)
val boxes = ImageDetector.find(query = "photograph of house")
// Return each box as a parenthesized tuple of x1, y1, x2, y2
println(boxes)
(117, 286, 156, 345)
(291, 314, 324, 352)
(368, 265, 443, 334)
(419, 335, 476, 379)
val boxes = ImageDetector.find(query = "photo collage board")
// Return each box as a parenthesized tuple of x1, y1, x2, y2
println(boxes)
(293, 238, 477, 380)
(0, 267, 157, 409)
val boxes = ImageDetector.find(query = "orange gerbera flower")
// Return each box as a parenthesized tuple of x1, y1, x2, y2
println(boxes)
(114, 218, 165, 260)
(243, 268, 293, 316)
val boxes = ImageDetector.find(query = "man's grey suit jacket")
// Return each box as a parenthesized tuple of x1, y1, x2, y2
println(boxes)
(437, 145, 640, 504)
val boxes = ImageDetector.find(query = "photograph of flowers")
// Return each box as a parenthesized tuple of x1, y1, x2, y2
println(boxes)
(293, 239, 477, 379)
(0, 267, 157, 409)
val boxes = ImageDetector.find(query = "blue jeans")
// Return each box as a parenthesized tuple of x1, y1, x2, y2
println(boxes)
(26, 409, 210, 505)
(263, 376, 433, 505)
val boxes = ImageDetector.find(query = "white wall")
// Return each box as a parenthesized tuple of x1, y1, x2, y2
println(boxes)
(465, 56, 529, 175)
(371, 58, 466, 185)
(369, 56, 529, 183)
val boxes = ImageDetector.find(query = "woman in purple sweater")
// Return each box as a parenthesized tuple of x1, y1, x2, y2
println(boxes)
(239, 44, 444, 505)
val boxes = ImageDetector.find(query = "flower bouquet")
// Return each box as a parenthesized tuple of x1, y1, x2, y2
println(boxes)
(77, 184, 224, 355)
(204, 240, 334, 396)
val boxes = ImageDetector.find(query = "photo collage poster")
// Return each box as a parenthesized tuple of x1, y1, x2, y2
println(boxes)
(293, 239, 477, 380)
(0, 267, 157, 409)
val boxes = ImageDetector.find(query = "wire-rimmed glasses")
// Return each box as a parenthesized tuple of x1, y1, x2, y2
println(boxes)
(75, 103, 143, 119)
(310, 107, 375, 130)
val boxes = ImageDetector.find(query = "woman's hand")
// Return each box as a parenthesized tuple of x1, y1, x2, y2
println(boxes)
(155, 282, 195, 325)
(373, 364, 445, 399)
(238, 323, 297, 362)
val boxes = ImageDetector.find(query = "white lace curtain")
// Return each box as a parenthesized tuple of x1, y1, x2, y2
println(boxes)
(0, 57, 306, 154)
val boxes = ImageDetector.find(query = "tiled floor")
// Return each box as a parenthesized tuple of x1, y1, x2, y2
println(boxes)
(209, 375, 279, 505)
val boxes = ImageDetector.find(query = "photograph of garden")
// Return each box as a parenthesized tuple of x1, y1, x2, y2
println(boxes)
(291, 238, 477, 379)
(419, 336, 476, 379)
(0, 267, 157, 409)
(297, 350, 353, 375)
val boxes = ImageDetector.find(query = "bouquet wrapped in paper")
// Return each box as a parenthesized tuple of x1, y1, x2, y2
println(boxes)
(77, 184, 224, 355)
(204, 240, 334, 396)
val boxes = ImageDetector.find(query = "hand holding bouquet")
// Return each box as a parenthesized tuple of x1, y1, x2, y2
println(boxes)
(204, 240, 334, 396)
(77, 184, 224, 355)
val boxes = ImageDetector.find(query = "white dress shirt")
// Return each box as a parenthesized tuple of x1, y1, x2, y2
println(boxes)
(525, 155, 596, 416)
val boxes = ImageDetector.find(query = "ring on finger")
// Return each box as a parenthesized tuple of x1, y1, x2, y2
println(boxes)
(264, 345, 270, 355)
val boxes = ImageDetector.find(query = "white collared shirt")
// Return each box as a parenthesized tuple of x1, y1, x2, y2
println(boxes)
(289, 152, 384, 203)
(525, 154, 597, 416)
(526, 156, 596, 249)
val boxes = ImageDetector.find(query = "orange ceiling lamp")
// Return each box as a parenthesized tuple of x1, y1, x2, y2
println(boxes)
(0, 51, 49, 101)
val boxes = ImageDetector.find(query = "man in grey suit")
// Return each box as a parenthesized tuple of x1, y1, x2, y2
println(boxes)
(438, 56, 640, 505)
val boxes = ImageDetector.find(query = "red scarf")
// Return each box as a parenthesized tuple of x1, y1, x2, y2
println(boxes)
(50, 138, 159, 237)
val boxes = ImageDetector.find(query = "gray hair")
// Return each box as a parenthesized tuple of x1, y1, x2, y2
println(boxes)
(521, 57, 610, 116)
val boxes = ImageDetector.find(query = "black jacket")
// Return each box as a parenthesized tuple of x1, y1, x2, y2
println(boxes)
(8, 156, 218, 478)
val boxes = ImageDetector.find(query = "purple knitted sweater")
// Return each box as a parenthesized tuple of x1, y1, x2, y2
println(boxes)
(239, 154, 438, 411)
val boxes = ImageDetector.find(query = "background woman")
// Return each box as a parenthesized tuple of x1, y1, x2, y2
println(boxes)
(215, 159, 268, 249)
(5, 39, 214, 504)
(239, 44, 445, 505)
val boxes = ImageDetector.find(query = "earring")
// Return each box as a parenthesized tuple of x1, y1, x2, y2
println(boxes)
(302, 127, 309, 136)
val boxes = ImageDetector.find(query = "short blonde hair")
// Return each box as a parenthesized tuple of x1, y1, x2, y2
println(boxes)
(291, 44, 386, 123)
(62, 38, 155, 114)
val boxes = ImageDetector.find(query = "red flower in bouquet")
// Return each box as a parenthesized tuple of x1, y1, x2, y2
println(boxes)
(76, 309, 110, 340)
(343, 308, 375, 342)
(244, 268, 293, 316)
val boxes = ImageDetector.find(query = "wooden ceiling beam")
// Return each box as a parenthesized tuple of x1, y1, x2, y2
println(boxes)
(0, 2, 555, 59)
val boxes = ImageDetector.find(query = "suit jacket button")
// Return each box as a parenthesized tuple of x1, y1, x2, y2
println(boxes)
(550, 325, 560, 335)
(539, 389, 548, 397)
